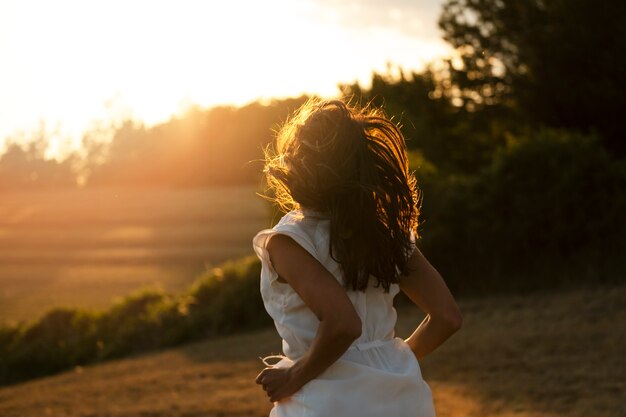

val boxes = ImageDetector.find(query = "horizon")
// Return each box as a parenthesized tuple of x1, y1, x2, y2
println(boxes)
(0, 0, 451, 159)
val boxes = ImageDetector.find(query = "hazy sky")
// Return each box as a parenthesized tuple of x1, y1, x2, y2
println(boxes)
(0, 0, 450, 157)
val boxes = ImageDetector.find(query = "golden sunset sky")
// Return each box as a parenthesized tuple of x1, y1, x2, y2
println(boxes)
(0, 0, 451, 158)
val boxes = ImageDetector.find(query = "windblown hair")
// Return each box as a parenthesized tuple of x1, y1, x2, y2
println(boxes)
(264, 99, 420, 292)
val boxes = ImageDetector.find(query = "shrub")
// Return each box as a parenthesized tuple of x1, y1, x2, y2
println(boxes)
(96, 289, 180, 359)
(0, 308, 100, 382)
(187, 257, 269, 336)
(420, 129, 626, 293)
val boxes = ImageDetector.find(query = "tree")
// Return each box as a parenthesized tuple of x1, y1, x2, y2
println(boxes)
(340, 68, 511, 174)
(439, 0, 626, 156)
(0, 131, 77, 189)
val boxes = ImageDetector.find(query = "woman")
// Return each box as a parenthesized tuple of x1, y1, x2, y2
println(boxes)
(253, 99, 462, 416)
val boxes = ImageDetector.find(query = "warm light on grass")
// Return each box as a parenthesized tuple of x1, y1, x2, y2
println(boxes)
(0, 186, 269, 324)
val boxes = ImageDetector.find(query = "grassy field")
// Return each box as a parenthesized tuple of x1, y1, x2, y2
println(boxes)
(0, 186, 270, 324)
(0, 284, 623, 417)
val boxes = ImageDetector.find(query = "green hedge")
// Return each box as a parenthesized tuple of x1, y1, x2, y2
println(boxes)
(417, 129, 626, 294)
(0, 256, 269, 386)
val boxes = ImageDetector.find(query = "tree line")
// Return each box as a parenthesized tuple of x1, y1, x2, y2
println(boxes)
(1, 0, 623, 189)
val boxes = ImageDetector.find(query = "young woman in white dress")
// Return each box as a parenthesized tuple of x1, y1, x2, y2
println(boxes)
(253, 99, 462, 417)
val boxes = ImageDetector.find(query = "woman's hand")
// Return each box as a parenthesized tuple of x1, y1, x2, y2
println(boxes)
(255, 365, 302, 402)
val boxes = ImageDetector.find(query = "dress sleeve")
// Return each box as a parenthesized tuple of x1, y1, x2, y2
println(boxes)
(252, 223, 318, 283)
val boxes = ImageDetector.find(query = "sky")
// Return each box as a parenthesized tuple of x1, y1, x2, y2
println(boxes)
(0, 0, 451, 158)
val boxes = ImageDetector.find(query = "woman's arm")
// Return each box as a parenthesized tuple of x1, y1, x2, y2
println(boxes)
(400, 247, 462, 359)
(255, 234, 362, 402)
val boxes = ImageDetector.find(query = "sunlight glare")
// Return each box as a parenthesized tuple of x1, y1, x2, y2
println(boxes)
(0, 0, 452, 158)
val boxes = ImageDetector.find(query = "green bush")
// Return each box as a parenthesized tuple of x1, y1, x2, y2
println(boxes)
(419, 129, 626, 293)
(0, 308, 100, 382)
(96, 289, 179, 359)
(187, 257, 269, 336)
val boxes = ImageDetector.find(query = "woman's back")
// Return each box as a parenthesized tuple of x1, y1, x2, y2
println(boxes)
(254, 210, 436, 417)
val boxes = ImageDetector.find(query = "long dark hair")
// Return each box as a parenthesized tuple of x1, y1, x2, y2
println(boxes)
(264, 99, 420, 292)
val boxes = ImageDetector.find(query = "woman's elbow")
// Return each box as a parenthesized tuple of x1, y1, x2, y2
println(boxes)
(328, 314, 362, 341)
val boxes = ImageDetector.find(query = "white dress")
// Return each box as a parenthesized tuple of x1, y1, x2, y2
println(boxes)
(252, 210, 436, 417)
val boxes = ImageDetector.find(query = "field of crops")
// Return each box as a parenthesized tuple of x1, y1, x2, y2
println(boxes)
(0, 186, 270, 324)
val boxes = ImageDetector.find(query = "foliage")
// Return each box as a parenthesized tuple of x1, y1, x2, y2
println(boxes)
(86, 98, 308, 187)
(341, 69, 516, 174)
(0, 256, 269, 386)
(0, 139, 78, 189)
(186, 258, 266, 335)
(439, 0, 626, 156)
(0, 98, 309, 189)
(418, 129, 626, 294)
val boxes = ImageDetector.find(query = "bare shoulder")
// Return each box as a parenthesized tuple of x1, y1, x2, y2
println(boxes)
(265, 233, 360, 326)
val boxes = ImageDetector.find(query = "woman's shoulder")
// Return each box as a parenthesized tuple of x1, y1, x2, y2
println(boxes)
(254, 210, 312, 250)
(275, 210, 304, 228)
(254, 209, 330, 253)
(252, 211, 301, 239)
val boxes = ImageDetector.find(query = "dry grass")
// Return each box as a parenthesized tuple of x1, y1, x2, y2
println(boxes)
(0, 284, 623, 417)
(0, 186, 270, 324)
(415, 285, 626, 417)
